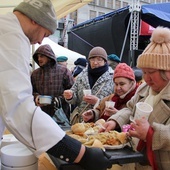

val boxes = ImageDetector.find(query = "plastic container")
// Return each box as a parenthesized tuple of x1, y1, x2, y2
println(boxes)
(39, 95, 52, 105)
(1, 143, 38, 170)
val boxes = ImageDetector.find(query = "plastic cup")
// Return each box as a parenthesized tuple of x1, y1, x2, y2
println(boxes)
(134, 102, 153, 120)
(83, 89, 91, 96)
(105, 101, 115, 108)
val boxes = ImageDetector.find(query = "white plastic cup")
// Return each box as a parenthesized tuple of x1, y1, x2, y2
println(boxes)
(83, 89, 91, 96)
(105, 101, 115, 108)
(134, 102, 153, 120)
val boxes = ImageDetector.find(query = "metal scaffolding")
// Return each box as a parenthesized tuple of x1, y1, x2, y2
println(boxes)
(129, 0, 141, 51)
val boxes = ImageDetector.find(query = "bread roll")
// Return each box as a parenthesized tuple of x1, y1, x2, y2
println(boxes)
(71, 123, 86, 135)
(95, 119, 105, 125)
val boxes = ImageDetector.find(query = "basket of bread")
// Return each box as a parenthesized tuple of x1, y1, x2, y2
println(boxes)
(66, 119, 129, 150)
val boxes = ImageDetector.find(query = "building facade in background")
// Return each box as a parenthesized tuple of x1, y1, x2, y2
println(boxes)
(54, 0, 169, 47)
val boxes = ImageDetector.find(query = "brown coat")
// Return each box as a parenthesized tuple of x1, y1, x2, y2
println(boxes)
(109, 82, 170, 170)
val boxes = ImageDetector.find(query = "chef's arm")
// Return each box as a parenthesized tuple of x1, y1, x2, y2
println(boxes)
(47, 134, 112, 170)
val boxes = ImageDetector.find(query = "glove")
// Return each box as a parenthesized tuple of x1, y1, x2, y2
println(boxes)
(79, 147, 112, 170)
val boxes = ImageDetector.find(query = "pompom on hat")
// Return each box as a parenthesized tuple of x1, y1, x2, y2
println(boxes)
(88, 47, 107, 61)
(114, 63, 135, 81)
(137, 26, 170, 70)
(13, 0, 57, 34)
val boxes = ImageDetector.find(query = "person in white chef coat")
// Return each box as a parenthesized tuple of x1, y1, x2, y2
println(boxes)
(0, 0, 112, 170)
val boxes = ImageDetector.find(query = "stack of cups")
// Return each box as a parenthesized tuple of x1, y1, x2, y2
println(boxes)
(1, 142, 38, 170)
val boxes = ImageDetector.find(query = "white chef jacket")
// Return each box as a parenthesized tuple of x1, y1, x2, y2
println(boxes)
(0, 13, 65, 157)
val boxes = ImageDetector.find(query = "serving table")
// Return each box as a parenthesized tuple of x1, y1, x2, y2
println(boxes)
(49, 126, 145, 170)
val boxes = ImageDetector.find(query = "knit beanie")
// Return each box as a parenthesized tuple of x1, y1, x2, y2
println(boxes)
(137, 26, 170, 70)
(114, 63, 135, 81)
(88, 47, 107, 61)
(13, 0, 57, 34)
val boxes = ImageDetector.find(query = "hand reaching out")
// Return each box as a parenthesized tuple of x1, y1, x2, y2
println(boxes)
(129, 118, 150, 141)
(82, 110, 94, 122)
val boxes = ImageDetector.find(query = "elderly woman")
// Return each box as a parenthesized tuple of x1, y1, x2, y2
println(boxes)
(101, 27, 170, 170)
(63, 46, 114, 124)
(82, 63, 138, 122)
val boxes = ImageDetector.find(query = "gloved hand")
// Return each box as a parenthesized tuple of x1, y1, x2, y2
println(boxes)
(79, 147, 112, 170)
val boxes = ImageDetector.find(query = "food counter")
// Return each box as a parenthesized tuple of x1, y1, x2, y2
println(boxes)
(49, 126, 145, 170)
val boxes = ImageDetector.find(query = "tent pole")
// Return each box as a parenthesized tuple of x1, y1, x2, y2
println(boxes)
(120, 12, 132, 61)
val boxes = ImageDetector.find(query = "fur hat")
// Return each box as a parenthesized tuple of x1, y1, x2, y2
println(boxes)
(88, 47, 107, 61)
(137, 26, 170, 70)
(56, 56, 68, 62)
(114, 63, 135, 81)
(14, 0, 57, 34)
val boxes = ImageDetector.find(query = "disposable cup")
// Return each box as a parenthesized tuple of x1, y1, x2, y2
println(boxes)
(134, 102, 153, 120)
(105, 101, 115, 108)
(83, 89, 91, 96)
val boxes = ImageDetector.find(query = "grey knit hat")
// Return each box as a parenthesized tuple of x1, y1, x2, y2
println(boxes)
(88, 47, 108, 61)
(14, 0, 57, 34)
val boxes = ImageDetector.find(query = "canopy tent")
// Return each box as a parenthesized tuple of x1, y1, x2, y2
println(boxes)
(0, 0, 92, 19)
(33, 38, 85, 70)
(141, 3, 170, 28)
(68, 3, 170, 65)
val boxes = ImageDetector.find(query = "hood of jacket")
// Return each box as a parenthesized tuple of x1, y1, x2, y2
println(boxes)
(33, 44, 56, 66)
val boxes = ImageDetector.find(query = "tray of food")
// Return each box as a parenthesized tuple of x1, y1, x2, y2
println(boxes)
(66, 119, 129, 150)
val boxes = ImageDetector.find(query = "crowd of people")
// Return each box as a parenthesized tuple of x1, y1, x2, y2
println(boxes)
(0, 0, 170, 170)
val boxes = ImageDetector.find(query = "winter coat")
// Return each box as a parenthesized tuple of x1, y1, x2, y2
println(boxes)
(0, 13, 65, 157)
(93, 83, 138, 121)
(31, 45, 74, 118)
(66, 68, 114, 114)
(109, 82, 170, 170)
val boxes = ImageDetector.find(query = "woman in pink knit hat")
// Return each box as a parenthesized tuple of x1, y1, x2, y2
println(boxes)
(82, 63, 138, 122)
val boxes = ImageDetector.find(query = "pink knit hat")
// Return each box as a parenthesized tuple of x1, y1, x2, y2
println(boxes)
(114, 63, 135, 81)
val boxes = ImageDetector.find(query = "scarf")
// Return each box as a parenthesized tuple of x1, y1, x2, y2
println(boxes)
(101, 83, 138, 120)
(88, 63, 108, 88)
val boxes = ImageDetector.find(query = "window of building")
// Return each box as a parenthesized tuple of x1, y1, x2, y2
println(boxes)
(115, 0, 121, 9)
(70, 11, 77, 25)
(90, 10, 97, 19)
(99, 0, 105, 7)
(123, 2, 128, 7)
(89, 0, 96, 5)
(99, 12, 105, 16)
(107, 0, 113, 8)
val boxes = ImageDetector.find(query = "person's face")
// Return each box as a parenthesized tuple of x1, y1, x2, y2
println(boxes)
(28, 23, 51, 44)
(37, 54, 50, 67)
(114, 77, 133, 96)
(58, 61, 67, 67)
(142, 68, 169, 92)
(89, 56, 105, 69)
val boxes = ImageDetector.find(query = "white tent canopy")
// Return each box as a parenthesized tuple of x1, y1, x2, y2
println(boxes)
(33, 38, 86, 70)
(0, 0, 92, 19)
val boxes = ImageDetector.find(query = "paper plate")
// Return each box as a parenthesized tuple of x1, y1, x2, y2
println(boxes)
(103, 143, 128, 150)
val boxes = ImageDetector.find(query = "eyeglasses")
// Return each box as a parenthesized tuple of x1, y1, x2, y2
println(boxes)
(89, 58, 104, 63)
